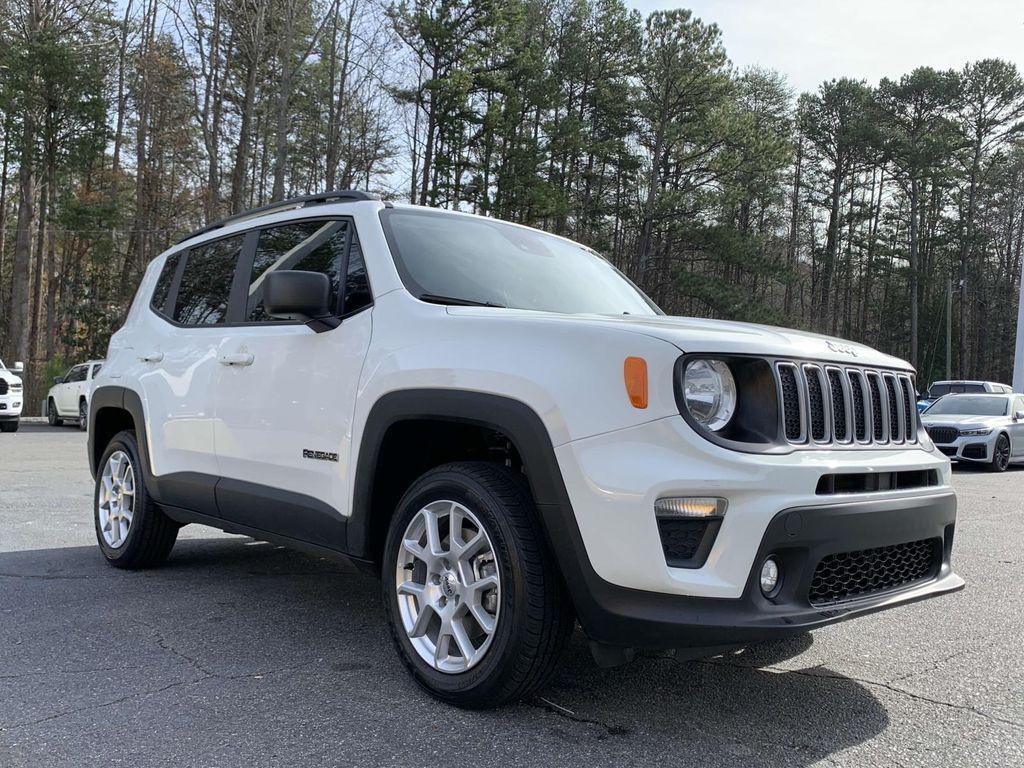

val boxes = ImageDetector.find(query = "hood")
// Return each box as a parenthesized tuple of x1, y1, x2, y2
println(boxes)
(921, 413, 1004, 428)
(450, 309, 911, 370)
(0, 369, 21, 385)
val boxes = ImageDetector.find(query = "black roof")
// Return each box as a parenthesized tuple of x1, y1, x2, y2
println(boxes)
(176, 190, 381, 244)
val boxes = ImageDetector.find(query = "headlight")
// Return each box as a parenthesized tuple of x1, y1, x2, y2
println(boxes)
(960, 428, 992, 436)
(682, 359, 737, 431)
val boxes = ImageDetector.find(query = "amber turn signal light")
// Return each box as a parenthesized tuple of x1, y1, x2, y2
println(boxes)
(623, 356, 648, 409)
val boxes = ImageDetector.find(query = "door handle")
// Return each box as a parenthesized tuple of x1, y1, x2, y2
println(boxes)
(218, 352, 254, 367)
(139, 352, 164, 363)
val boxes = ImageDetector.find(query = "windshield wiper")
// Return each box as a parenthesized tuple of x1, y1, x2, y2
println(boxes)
(419, 293, 506, 308)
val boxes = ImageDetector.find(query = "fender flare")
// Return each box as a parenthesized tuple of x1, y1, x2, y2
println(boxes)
(88, 386, 151, 481)
(347, 389, 573, 560)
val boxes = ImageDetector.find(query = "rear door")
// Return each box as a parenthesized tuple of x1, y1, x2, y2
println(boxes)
(138, 232, 250, 510)
(60, 365, 87, 414)
(210, 218, 373, 547)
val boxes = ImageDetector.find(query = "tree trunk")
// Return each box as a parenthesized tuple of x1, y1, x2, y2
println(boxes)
(8, 115, 36, 362)
(908, 178, 920, 367)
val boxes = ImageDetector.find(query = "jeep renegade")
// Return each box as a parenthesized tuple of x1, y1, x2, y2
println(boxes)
(88, 190, 964, 707)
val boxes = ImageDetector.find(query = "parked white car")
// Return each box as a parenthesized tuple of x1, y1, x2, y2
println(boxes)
(922, 393, 1024, 471)
(47, 360, 104, 429)
(87, 190, 963, 707)
(0, 358, 24, 433)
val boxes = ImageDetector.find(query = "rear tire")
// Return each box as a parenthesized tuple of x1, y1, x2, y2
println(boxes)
(0, 420, 18, 433)
(990, 433, 1011, 472)
(95, 429, 179, 568)
(382, 462, 573, 708)
(47, 398, 63, 427)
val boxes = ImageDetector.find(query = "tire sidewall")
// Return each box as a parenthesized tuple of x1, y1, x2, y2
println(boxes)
(382, 470, 533, 701)
(79, 400, 88, 430)
(94, 431, 153, 563)
(47, 399, 58, 426)
(993, 434, 1010, 472)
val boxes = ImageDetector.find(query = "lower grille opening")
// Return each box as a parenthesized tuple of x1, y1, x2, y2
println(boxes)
(808, 538, 941, 606)
(961, 443, 987, 460)
(657, 517, 721, 569)
(938, 445, 957, 457)
(816, 469, 939, 495)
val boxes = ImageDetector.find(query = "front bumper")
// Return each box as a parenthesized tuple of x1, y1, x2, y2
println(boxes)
(550, 492, 962, 649)
(933, 435, 996, 463)
(0, 393, 22, 419)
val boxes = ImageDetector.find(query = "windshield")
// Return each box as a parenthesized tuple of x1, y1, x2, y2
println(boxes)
(927, 383, 985, 397)
(925, 395, 1008, 416)
(381, 209, 659, 315)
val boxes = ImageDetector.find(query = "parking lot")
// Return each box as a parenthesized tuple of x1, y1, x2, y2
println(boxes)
(1, 424, 1021, 767)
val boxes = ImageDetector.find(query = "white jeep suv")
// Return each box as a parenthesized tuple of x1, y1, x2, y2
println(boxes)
(0, 358, 24, 433)
(88, 191, 964, 707)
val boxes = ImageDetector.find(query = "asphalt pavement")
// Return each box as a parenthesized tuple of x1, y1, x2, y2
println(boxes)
(1, 423, 1022, 767)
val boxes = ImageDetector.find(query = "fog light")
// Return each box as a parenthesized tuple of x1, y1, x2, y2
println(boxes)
(759, 557, 781, 597)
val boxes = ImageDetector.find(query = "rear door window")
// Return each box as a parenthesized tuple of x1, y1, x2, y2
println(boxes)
(172, 235, 245, 326)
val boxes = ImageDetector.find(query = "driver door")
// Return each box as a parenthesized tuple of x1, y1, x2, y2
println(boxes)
(1011, 396, 1024, 458)
(211, 218, 373, 548)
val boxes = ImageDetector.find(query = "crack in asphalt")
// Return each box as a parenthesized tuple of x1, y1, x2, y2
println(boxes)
(886, 643, 994, 686)
(0, 665, 158, 680)
(696, 658, 1024, 731)
(529, 696, 633, 738)
(0, 659, 321, 732)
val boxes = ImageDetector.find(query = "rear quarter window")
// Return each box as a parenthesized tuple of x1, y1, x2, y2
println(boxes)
(151, 252, 181, 315)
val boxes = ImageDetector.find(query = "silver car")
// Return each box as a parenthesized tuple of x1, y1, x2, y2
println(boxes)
(922, 393, 1024, 471)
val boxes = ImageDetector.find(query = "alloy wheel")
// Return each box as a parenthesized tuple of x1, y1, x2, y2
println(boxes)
(98, 451, 136, 548)
(395, 500, 501, 673)
(995, 435, 1010, 470)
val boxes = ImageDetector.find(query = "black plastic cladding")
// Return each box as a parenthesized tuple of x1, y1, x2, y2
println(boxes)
(808, 537, 940, 606)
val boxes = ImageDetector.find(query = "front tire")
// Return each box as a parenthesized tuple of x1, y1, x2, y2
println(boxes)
(47, 398, 63, 426)
(94, 429, 179, 568)
(79, 399, 88, 430)
(382, 462, 572, 708)
(990, 433, 1011, 472)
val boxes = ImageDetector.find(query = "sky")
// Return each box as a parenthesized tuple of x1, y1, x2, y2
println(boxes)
(626, 0, 1024, 94)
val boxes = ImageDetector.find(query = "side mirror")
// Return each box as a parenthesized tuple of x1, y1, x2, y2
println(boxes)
(263, 270, 336, 331)
(53, 376, 63, 385)
(1014, 410, 1024, 421)
(12, 361, 24, 374)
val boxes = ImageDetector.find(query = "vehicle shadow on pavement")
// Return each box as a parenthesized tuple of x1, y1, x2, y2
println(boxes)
(0, 537, 888, 768)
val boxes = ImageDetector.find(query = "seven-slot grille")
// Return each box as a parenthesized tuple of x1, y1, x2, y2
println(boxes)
(774, 362, 917, 447)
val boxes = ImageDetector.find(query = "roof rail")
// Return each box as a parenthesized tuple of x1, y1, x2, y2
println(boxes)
(176, 190, 381, 244)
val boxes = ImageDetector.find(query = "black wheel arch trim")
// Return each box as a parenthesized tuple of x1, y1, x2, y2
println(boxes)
(89, 386, 151, 480)
(347, 389, 572, 559)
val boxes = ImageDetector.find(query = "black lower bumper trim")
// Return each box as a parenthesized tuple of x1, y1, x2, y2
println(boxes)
(549, 492, 962, 649)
